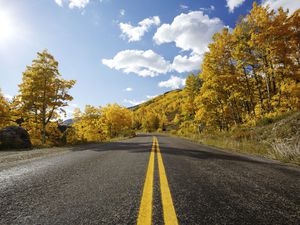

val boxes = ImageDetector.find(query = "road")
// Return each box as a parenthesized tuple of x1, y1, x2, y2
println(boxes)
(0, 134, 299, 225)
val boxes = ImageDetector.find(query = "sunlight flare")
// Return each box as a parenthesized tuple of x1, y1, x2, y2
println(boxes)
(0, 10, 16, 43)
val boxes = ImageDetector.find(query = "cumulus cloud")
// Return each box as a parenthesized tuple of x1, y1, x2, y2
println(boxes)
(69, 0, 90, 8)
(102, 49, 202, 75)
(158, 76, 186, 89)
(120, 9, 125, 16)
(124, 87, 133, 92)
(153, 11, 224, 55)
(102, 49, 170, 77)
(171, 54, 202, 73)
(124, 99, 145, 106)
(262, 0, 300, 15)
(54, 0, 90, 9)
(226, 0, 246, 12)
(120, 16, 160, 42)
(55, 0, 63, 7)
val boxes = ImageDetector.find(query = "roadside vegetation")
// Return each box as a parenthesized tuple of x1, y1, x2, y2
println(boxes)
(133, 3, 300, 164)
(0, 3, 299, 164)
(0, 50, 134, 149)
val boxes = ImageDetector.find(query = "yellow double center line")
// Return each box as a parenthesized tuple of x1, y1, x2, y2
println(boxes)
(137, 137, 178, 225)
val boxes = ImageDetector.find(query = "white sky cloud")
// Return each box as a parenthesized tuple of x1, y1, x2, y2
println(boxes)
(55, 0, 63, 7)
(158, 76, 186, 89)
(172, 54, 202, 73)
(262, 0, 300, 15)
(120, 9, 125, 16)
(54, 0, 90, 9)
(199, 5, 215, 12)
(120, 16, 160, 42)
(124, 99, 145, 106)
(124, 87, 133, 91)
(146, 95, 158, 99)
(180, 4, 189, 10)
(226, 0, 246, 12)
(153, 11, 224, 55)
(102, 49, 170, 77)
(69, 0, 90, 9)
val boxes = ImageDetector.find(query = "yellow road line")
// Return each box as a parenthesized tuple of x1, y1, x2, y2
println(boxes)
(137, 137, 155, 225)
(155, 137, 179, 225)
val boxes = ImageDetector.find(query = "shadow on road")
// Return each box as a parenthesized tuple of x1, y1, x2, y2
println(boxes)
(70, 133, 299, 176)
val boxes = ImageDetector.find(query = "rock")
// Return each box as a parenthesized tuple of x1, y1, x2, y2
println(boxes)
(0, 126, 32, 150)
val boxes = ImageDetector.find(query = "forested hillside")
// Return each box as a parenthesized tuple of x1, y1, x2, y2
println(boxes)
(133, 3, 300, 163)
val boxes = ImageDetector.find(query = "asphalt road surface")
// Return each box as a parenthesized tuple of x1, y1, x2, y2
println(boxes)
(0, 134, 299, 225)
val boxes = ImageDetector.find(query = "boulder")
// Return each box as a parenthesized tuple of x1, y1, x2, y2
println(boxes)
(0, 126, 32, 150)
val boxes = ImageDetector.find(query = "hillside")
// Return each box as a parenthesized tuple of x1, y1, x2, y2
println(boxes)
(133, 89, 190, 131)
(131, 6, 300, 164)
(133, 89, 300, 164)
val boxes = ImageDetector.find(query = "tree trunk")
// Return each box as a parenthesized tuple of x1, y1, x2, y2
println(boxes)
(42, 121, 46, 144)
(243, 67, 255, 116)
(251, 65, 264, 114)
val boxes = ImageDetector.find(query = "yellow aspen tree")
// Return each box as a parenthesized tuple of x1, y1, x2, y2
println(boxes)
(16, 50, 76, 144)
(0, 91, 11, 128)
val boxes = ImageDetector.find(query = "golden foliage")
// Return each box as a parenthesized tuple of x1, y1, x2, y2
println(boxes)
(0, 91, 11, 128)
(15, 49, 76, 144)
(134, 3, 300, 133)
(70, 104, 133, 143)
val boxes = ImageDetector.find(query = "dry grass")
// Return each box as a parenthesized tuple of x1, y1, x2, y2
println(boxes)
(169, 112, 300, 165)
(177, 132, 270, 157)
(270, 138, 300, 163)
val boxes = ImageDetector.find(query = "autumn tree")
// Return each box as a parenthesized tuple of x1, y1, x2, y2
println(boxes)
(184, 74, 202, 117)
(101, 104, 133, 138)
(16, 50, 76, 144)
(72, 105, 107, 142)
(195, 3, 300, 130)
(133, 3, 299, 133)
(70, 104, 133, 143)
(0, 91, 11, 128)
(142, 111, 160, 132)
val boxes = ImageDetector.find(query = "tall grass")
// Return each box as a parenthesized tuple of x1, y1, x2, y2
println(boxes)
(270, 138, 300, 163)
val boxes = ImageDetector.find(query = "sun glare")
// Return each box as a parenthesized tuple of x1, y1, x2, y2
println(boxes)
(0, 11, 15, 42)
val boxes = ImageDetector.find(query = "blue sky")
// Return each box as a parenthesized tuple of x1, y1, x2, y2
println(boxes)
(0, 0, 299, 117)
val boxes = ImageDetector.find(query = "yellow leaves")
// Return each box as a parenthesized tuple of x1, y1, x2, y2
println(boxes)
(102, 104, 133, 137)
(0, 91, 11, 128)
(71, 104, 133, 143)
(14, 49, 76, 144)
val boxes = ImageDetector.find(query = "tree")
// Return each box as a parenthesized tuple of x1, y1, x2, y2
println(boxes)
(101, 104, 133, 138)
(0, 91, 11, 128)
(16, 50, 76, 144)
(71, 104, 133, 143)
(142, 111, 160, 132)
(184, 74, 202, 117)
(72, 105, 107, 142)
